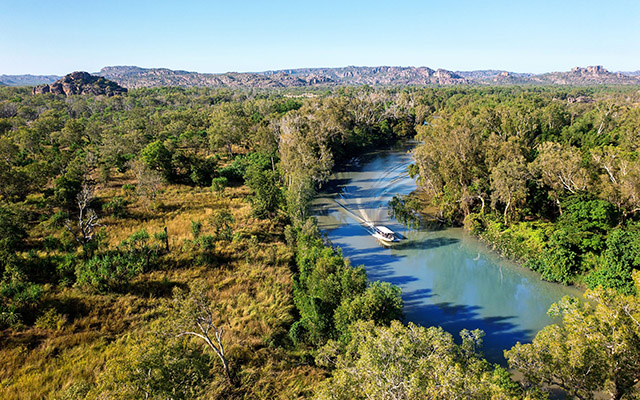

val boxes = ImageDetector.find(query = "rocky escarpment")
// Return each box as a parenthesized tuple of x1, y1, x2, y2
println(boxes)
(16, 65, 640, 91)
(33, 71, 127, 96)
(263, 65, 469, 85)
(98, 65, 470, 88)
(531, 66, 640, 85)
(97, 66, 311, 89)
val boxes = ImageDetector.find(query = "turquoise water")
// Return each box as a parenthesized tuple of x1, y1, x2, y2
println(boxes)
(311, 143, 583, 363)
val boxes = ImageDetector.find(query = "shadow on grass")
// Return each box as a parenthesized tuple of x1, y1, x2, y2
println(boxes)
(127, 279, 188, 298)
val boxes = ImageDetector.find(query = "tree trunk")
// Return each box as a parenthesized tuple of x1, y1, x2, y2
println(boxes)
(504, 193, 511, 225)
(477, 195, 485, 214)
(220, 356, 233, 384)
(227, 142, 234, 158)
(163, 226, 169, 253)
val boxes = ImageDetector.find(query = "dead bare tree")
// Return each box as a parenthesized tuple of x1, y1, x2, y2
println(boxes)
(64, 181, 103, 249)
(129, 160, 164, 205)
(170, 281, 233, 384)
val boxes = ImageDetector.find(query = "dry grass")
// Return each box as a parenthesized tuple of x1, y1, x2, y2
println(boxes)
(0, 177, 323, 399)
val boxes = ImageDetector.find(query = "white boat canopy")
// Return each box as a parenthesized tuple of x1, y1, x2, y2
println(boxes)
(376, 226, 395, 235)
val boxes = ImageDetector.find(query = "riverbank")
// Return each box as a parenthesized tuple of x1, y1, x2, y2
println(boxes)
(312, 144, 583, 364)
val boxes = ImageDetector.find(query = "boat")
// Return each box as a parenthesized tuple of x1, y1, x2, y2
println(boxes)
(372, 226, 400, 243)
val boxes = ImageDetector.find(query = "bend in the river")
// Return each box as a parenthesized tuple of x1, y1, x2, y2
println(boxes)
(311, 142, 583, 364)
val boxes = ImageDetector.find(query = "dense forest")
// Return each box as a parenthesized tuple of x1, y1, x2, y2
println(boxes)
(411, 87, 640, 292)
(1, 84, 639, 399)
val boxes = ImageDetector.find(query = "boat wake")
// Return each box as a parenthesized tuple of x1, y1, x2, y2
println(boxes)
(330, 154, 413, 238)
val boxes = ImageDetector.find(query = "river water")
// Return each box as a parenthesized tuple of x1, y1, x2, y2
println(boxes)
(311, 143, 583, 363)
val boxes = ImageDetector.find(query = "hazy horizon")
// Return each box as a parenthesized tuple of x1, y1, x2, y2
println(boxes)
(1, 63, 637, 78)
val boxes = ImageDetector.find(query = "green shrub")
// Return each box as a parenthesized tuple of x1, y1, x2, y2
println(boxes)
(75, 252, 144, 293)
(218, 156, 248, 182)
(464, 212, 486, 234)
(141, 140, 173, 178)
(122, 183, 136, 194)
(245, 165, 283, 218)
(103, 196, 128, 218)
(189, 157, 216, 187)
(210, 176, 228, 195)
(585, 228, 640, 294)
(0, 280, 43, 327)
(557, 194, 619, 254)
(534, 231, 581, 284)
(55, 253, 78, 286)
(334, 281, 403, 335)
(35, 307, 67, 330)
(191, 220, 202, 239)
(210, 210, 234, 241)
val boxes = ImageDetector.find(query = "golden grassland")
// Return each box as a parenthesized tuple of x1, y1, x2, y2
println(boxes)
(0, 176, 325, 399)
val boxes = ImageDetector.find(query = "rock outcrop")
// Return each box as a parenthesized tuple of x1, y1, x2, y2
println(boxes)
(532, 66, 640, 85)
(33, 71, 127, 96)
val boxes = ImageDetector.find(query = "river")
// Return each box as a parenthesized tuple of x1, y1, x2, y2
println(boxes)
(311, 142, 583, 363)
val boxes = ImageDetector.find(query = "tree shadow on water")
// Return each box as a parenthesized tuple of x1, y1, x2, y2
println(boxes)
(403, 296, 535, 365)
(391, 237, 459, 251)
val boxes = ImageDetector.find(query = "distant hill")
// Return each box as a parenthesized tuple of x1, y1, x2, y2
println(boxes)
(33, 71, 127, 96)
(261, 66, 469, 85)
(528, 66, 640, 85)
(97, 66, 311, 89)
(617, 70, 640, 77)
(0, 74, 60, 86)
(455, 70, 536, 83)
(8, 65, 640, 90)
(97, 65, 640, 89)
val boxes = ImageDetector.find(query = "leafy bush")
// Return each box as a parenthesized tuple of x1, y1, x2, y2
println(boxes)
(334, 281, 403, 334)
(557, 194, 619, 254)
(103, 196, 128, 218)
(191, 220, 202, 239)
(35, 307, 67, 330)
(141, 140, 173, 178)
(245, 163, 283, 218)
(53, 173, 82, 210)
(0, 203, 27, 254)
(218, 156, 248, 182)
(194, 235, 217, 265)
(464, 212, 486, 234)
(585, 228, 640, 294)
(210, 176, 227, 195)
(75, 252, 144, 293)
(189, 157, 216, 187)
(53, 253, 78, 286)
(93, 336, 212, 399)
(532, 230, 581, 284)
(210, 210, 234, 241)
(0, 279, 43, 327)
(75, 229, 160, 293)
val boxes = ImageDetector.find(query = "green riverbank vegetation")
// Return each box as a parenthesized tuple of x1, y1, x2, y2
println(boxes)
(411, 87, 640, 292)
(0, 84, 639, 399)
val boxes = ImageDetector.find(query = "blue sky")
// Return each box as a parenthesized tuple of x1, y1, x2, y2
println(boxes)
(1, 0, 638, 75)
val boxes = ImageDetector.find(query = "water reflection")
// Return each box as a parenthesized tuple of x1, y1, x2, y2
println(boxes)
(312, 143, 583, 364)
